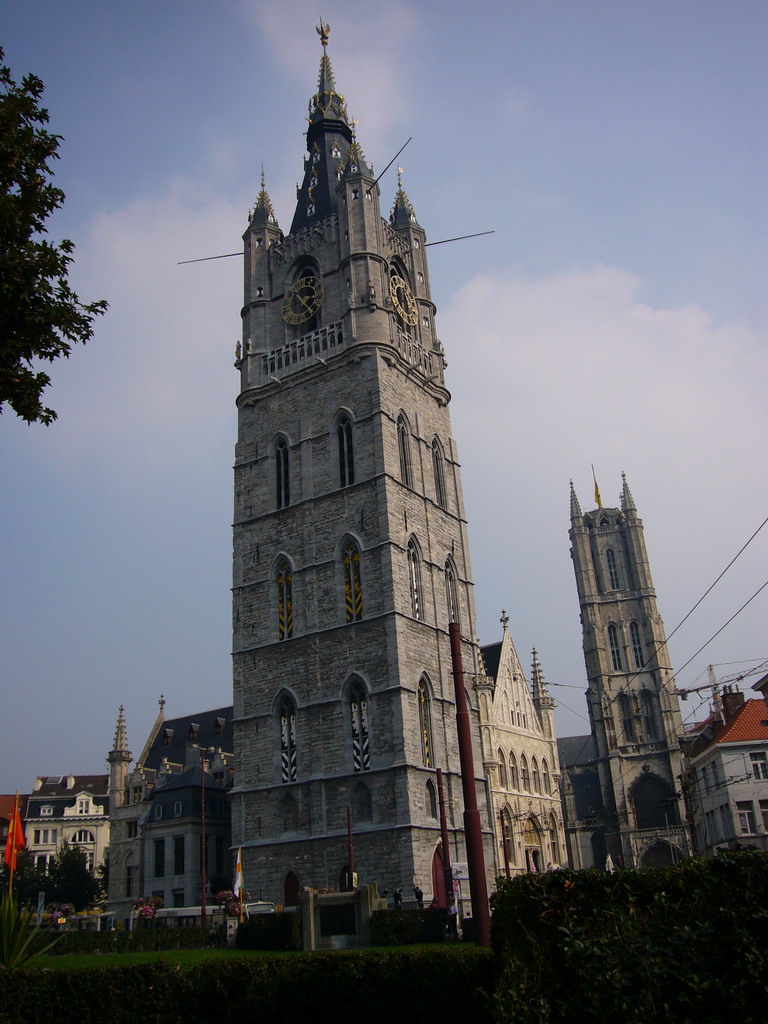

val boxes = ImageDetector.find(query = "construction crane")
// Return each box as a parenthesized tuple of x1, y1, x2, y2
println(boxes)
(676, 660, 768, 700)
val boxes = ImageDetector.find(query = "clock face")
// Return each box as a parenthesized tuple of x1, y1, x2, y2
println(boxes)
(389, 275, 418, 326)
(281, 275, 324, 325)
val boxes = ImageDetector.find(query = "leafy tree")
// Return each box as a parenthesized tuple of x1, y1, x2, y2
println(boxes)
(0, 48, 107, 425)
(0, 847, 47, 911)
(47, 841, 100, 912)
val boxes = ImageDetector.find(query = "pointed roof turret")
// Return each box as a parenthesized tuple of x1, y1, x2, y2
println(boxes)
(620, 471, 637, 514)
(250, 167, 279, 229)
(112, 706, 129, 756)
(390, 166, 421, 229)
(291, 22, 366, 234)
(569, 480, 582, 521)
(531, 649, 556, 710)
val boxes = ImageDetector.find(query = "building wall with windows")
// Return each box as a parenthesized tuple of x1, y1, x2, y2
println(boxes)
(476, 619, 566, 875)
(682, 694, 768, 857)
(24, 775, 109, 875)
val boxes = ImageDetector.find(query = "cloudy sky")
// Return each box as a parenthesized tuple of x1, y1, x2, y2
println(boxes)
(2, 0, 766, 794)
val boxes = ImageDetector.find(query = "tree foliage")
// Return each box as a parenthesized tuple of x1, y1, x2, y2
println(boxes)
(47, 842, 100, 912)
(0, 848, 47, 911)
(0, 48, 107, 425)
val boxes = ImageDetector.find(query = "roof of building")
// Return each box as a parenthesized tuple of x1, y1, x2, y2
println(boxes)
(0, 794, 29, 820)
(31, 775, 108, 798)
(557, 734, 597, 766)
(153, 765, 227, 796)
(714, 698, 768, 744)
(142, 706, 233, 772)
(481, 642, 502, 680)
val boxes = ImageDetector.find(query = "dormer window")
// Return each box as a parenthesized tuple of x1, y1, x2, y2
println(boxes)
(41, 805, 53, 816)
(332, 140, 341, 158)
(78, 799, 90, 815)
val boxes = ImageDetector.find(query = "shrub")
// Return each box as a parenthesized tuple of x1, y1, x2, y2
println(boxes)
(235, 912, 302, 951)
(370, 907, 447, 946)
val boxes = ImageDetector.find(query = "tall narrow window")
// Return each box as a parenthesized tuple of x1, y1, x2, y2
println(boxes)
(606, 549, 620, 589)
(509, 752, 519, 791)
(520, 755, 530, 792)
(418, 677, 433, 767)
(342, 541, 363, 622)
(337, 415, 354, 487)
(619, 692, 635, 742)
(531, 757, 540, 793)
(541, 758, 551, 795)
(639, 689, 656, 740)
(445, 559, 460, 626)
(498, 749, 508, 789)
(630, 622, 644, 669)
(174, 836, 185, 875)
(397, 415, 412, 487)
(279, 696, 297, 783)
(608, 624, 622, 670)
(275, 438, 290, 509)
(407, 540, 423, 620)
(425, 779, 438, 819)
(432, 439, 447, 509)
(154, 839, 164, 878)
(277, 562, 293, 639)
(349, 680, 370, 772)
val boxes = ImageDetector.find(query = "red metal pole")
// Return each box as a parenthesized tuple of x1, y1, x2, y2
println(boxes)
(449, 622, 491, 947)
(436, 768, 453, 907)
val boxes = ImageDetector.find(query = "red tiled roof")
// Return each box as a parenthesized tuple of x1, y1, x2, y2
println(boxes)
(714, 699, 768, 744)
(0, 794, 30, 820)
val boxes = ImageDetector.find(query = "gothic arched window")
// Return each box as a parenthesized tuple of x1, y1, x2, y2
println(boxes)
(337, 415, 354, 487)
(407, 539, 423, 620)
(349, 680, 370, 772)
(280, 793, 298, 832)
(509, 751, 519, 791)
(397, 415, 412, 487)
(278, 695, 297, 783)
(352, 781, 373, 822)
(418, 677, 433, 767)
(520, 754, 530, 792)
(639, 689, 657, 740)
(541, 758, 551, 795)
(619, 692, 635, 742)
(445, 558, 460, 626)
(608, 624, 622, 671)
(606, 548, 620, 589)
(548, 812, 560, 864)
(425, 778, 437, 819)
(432, 438, 447, 509)
(498, 749, 508, 789)
(276, 561, 293, 640)
(630, 622, 644, 669)
(342, 540, 363, 622)
(275, 438, 290, 509)
(531, 756, 540, 793)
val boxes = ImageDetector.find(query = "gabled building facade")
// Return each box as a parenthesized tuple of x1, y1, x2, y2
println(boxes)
(565, 475, 689, 867)
(477, 617, 565, 874)
(107, 701, 234, 927)
(231, 26, 495, 906)
(25, 775, 109, 874)
(682, 692, 768, 856)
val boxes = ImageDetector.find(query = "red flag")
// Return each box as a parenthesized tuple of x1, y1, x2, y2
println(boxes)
(4, 794, 25, 872)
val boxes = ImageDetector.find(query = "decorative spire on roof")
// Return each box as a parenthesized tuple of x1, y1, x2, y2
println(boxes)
(390, 165, 420, 229)
(113, 706, 129, 754)
(620, 471, 636, 513)
(531, 649, 555, 707)
(309, 21, 350, 132)
(569, 479, 582, 521)
(342, 117, 372, 178)
(251, 165, 278, 227)
(500, 609, 510, 632)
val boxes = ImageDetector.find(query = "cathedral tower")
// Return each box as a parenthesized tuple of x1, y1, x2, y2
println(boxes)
(231, 27, 493, 905)
(569, 474, 689, 867)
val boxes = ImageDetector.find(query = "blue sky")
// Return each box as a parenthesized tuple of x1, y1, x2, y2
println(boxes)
(2, 0, 767, 794)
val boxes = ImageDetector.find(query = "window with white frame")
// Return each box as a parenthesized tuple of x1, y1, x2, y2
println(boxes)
(749, 752, 768, 781)
(737, 801, 757, 834)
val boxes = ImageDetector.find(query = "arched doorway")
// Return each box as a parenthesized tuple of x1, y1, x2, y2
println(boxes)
(640, 841, 680, 868)
(524, 816, 543, 872)
(431, 844, 447, 907)
(630, 773, 678, 829)
(284, 870, 301, 907)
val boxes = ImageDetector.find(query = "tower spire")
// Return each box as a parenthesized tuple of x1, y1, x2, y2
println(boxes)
(390, 165, 420, 229)
(620, 471, 636, 514)
(569, 479, 582, 521)
(112, 705, 129, 755)
(250, 166, 278, 228)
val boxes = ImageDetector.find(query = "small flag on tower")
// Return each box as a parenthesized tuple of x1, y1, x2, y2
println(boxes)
(591, 464, 602, 508)
(233, 846, 243, 896)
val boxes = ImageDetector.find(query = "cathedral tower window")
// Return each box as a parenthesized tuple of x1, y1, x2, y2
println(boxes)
(606, 548, 621, 589)
(274, 438, 290, 509)
(397, 414, 412, 487)
(619, 692, 635, 742)
(407, 539, 423, 620)
(352, 781, 373, 821)
(278, 695, 298, 783)
(520, 754, 530, 792)
(639, 689, 657, 740)
(425, 778, 437, 819)
(342, 539, 363, 622)
(418, 677, 433, 767)
(276, 562, 294, 640)
(445, 558, 460, 626)
(509, 752, 519, 790)
(280, 793, 298, 831)
(630, 622, 644, 669)
(607, 624, 623, 671)
(432, 438, 447, 509)
(348, 679, 370, 772)
(337, 414, 355, 487)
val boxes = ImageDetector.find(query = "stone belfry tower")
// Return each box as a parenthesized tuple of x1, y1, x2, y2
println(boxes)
(231, 25, 493, 905)
(569, 474, 689, 867)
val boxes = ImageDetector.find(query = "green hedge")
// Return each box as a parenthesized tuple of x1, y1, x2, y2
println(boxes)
(491, 850, 768, 1024)
(0, 947, 495, 1024)
(235, 911, 302, 951)
(370, 906, 448, 945)
(44, 925, 211, 955)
